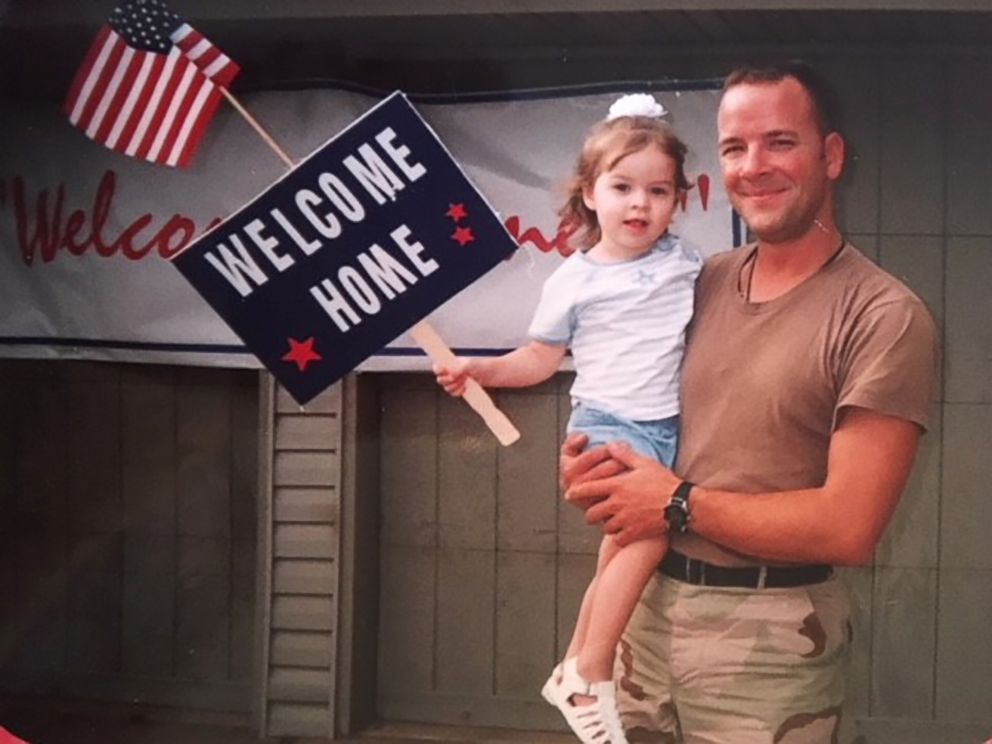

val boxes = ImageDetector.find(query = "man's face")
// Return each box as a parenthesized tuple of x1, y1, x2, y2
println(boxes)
(717, 77, 843, 245)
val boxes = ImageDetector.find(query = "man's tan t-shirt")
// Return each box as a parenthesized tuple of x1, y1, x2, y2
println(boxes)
(676, 243, 937, 501)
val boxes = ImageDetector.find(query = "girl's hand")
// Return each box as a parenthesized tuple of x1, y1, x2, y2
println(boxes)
(434, 358, 474, 397)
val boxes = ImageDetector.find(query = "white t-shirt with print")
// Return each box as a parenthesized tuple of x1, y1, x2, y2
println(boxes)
(528, 233, 702, 420)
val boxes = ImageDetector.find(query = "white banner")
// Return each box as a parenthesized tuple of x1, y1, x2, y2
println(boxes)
(0, 84, 736, 370)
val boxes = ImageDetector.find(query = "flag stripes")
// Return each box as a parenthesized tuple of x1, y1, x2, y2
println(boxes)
(62, 1, 239, 168)
(63, 28, 223, 167)
(171, 23, 240, 88)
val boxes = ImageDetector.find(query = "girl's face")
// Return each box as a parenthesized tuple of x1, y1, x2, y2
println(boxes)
(582, 145, 679, 260)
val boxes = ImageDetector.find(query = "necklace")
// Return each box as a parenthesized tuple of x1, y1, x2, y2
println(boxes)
(742, 237, 846, 302)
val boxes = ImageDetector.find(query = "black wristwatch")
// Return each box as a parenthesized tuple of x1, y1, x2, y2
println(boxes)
(664, 480, 694, 533)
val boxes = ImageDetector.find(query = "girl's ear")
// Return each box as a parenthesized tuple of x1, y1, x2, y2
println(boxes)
(582, 185, 596, 212)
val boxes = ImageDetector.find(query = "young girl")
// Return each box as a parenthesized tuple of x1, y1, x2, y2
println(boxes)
(435, 94, 701, 744)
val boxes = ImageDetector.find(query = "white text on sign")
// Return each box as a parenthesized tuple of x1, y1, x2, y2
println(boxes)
(203, 127, 427, 298)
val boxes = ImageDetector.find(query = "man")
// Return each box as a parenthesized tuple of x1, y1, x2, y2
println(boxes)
(561, 62, 937, 743)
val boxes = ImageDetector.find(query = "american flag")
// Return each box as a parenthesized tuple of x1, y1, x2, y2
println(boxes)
(63, 0, 241, 168)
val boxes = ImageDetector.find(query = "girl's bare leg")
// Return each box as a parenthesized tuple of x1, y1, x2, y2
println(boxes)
(563, 535, 623, 662)
(576, 535, 669, 682)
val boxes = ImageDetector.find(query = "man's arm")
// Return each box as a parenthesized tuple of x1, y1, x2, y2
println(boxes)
(567, 406, 922, 566)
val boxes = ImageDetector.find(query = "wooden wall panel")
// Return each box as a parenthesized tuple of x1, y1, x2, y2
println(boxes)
(176, 376, 232, 538)
(0, 363, 17, 534)
(0, 361, 257, 712)
(276, 415, 341, 451)
(271, 631, 334, 668)
(273, 559, 337, 596)
(936, 569, 992, 721)
(495, 550, 557, 697)
(274, 452, 339, 487)
(435, 548, 495, 697)
(879, 58, 944, 235)
(437, 393, 497, 551)
(271, 596, 334, 632)
(15, 369, 67, 530)
(274, 488, 338, 522)
(268, 668, 332, 703)
(871, 568, 937, 718)
(121, 370, 176, 534)
(277, 383, 340, 414)
(496, 385, 560, 554)
(66, 373, 122, 534)
(12, 375, 68, 675)
(274, 524, 336, 560)
(260, 379, 341, 738)
(65, 532, 122, 675)
(230, 536, 257, 681)
(947, 61, 992, 236)
(875, 406, 941, 569)
(268, 702, 329, 737)
(555, 552, 596, 664)
(377, 545, 436, 699)
(824, 57, 880, 235)
(122, 533, 176, 676)
(379, 379, 438, 548)
(945, 238, 992, 404)
(231, 376, 260, 542)
(838, 567, 872, 719)
(176, 536, 232, 680)
(940, 404, 992, 571)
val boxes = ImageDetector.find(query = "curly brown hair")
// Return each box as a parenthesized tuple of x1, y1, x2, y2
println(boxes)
(559, 114, 691, 250)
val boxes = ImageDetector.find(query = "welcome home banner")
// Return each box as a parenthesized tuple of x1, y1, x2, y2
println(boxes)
(0, 84, 735, 370)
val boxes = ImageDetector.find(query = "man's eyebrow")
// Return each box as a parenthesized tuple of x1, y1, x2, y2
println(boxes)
(765, 129, 800, 138)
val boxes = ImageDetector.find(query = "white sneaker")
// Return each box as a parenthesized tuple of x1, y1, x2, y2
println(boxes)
(552, 658, 629, 744)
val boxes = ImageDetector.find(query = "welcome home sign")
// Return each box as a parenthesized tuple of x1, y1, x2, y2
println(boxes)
(173, 92, 519, 405)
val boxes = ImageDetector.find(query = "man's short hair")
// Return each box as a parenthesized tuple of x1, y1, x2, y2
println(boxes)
(723, 60, 842, 137)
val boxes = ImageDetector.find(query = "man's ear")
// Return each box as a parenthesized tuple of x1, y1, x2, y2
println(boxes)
(824, 131, 845, 181)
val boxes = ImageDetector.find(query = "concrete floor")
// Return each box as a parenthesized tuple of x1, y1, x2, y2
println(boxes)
(2, 698, 988, 744)
(0, 699, 574, 744)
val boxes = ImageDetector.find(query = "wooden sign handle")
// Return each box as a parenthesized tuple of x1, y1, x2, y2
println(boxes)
(409, 321, 521, 446)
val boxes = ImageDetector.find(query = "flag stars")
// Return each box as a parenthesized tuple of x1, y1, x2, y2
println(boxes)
(111, 0, 181, 50)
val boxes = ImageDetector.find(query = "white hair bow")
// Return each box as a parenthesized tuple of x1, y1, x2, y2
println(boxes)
(606, 93, 668, 121)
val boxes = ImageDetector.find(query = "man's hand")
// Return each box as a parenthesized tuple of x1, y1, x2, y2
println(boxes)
(562, 439, 679, 546)
(559, 432, 625, 504)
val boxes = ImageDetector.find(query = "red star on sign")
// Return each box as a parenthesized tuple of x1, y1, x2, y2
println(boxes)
(446, 203, 468, 222)
(452, 226, 475, 246)
(282, 337, 322, 372)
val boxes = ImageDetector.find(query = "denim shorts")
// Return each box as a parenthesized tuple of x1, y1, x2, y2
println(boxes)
(567, 402, 679, 468)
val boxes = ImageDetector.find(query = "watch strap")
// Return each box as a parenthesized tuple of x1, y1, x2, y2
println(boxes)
(665, 479, 694, 533)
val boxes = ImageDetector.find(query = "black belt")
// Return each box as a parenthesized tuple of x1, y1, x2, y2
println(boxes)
(660, 550, 832, 589)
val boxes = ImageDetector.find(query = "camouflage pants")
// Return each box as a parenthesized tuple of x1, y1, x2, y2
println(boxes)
(614, 573, 855, 744)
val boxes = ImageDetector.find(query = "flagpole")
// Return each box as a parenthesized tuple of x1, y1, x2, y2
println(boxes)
(220, 87, 295, 169)
(220, 87, 520, 446)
